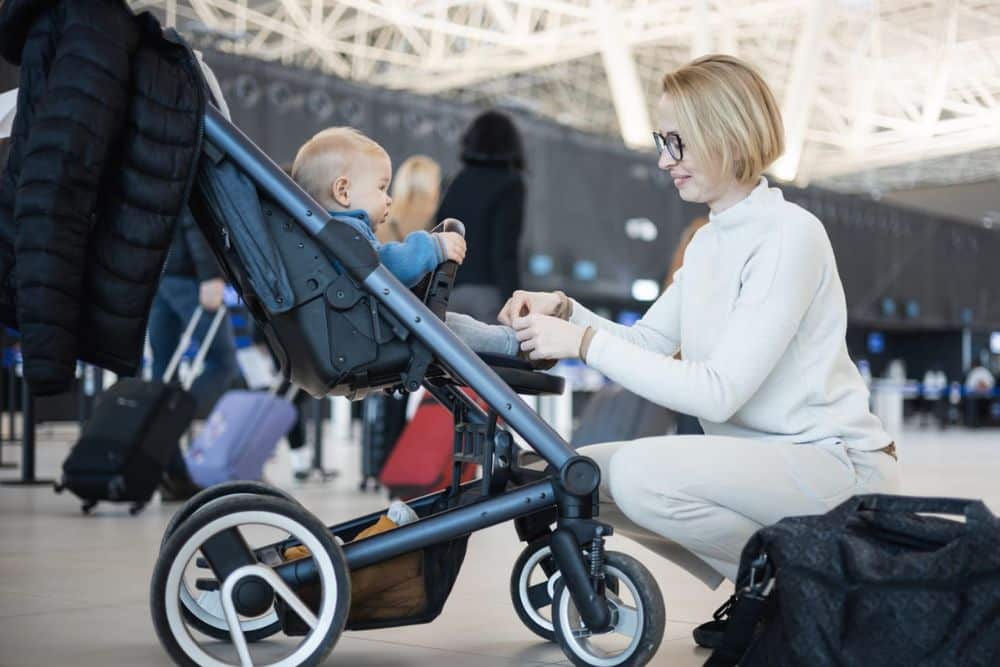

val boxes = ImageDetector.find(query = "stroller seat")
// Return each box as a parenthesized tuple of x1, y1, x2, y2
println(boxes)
(190, 138, 563, 401)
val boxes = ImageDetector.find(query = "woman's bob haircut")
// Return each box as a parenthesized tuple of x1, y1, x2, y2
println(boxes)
(662, 54, 785, 184)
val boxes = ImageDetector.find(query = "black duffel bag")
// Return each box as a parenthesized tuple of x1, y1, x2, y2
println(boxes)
(708, 494, 1000, 667)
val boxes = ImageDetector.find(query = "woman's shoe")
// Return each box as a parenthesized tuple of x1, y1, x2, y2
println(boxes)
(692, 594, 735, 649)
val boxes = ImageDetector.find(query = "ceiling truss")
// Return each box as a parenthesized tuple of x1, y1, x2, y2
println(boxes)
(130, 0, 1000, 191)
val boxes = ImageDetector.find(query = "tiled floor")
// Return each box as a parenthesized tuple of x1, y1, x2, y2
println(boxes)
(1, 421, 998, 666)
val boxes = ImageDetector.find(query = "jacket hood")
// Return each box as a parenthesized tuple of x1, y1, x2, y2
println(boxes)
(0, 0, 59, 64)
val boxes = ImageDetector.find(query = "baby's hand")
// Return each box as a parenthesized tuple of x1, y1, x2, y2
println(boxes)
(436, 232, 467, 264)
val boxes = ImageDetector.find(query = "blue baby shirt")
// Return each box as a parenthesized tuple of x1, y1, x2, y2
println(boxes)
(330, 209, 444, 287)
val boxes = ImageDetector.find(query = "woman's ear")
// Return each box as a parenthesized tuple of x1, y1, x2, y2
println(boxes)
(331, 176, 351, 207)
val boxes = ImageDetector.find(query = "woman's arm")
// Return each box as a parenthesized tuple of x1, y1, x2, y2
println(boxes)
(585, 224, 825, 423)
(569, 270, 683, 357)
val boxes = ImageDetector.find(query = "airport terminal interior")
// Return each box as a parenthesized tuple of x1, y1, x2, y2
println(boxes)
(1, 1, 999, 666)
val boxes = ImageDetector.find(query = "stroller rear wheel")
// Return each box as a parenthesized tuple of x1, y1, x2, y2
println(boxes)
(159, 482, 300, 643)
(151, 495, 350, 666)
(552, 551, 665, 667)
(161, 481, 298, 549)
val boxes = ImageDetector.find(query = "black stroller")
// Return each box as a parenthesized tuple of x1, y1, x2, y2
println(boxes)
(149, 100, 666, 666)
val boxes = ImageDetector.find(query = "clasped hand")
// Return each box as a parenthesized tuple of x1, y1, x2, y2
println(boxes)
(511, 312, 585, 361)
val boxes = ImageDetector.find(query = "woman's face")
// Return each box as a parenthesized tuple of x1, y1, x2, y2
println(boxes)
(656, 94, 730, 207)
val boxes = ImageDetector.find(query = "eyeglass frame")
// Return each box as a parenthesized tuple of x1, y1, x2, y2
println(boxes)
(652, 131, 683, 161)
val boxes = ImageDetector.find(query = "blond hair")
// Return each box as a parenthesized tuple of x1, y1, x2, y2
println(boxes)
(376, 155, 441, 243)
(291, 127, 387, 208)
(661, 54, 784, 184)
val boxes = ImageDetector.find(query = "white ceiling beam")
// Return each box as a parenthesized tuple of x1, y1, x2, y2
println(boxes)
(771, 0, 828, 182)
(690, 0, 712, 59)
(809, 117, 1000, 178)
(920, 1, 959, 134)
(596, 2, 653, 148)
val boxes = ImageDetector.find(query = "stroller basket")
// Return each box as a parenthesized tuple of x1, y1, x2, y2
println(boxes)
(276, 498, 470, 632)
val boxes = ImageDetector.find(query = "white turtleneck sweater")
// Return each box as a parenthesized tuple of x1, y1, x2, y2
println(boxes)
(571, 178, 891, 451)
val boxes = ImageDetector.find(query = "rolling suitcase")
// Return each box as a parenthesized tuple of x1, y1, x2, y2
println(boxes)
(378, 392, 476, 500)
(184, 384, 299, 488)
(55, 307, 227, 514)
(359, 391, 408, 491)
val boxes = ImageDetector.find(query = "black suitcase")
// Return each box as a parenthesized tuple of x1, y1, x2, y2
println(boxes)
(55, 307, 227, 514)
(359, 391, 408, 491)
(56, 379, 196, 514)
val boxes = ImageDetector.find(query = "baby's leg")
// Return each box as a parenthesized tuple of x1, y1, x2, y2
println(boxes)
(445, 312, 519, 356)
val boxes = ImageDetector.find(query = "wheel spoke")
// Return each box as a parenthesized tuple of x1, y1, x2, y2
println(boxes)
(527, 581, 552, 609)
(610, 596, 641, 639)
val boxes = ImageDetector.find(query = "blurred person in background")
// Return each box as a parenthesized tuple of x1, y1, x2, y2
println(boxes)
(376, 154, 441, 244)
(436, 110, 526, 324)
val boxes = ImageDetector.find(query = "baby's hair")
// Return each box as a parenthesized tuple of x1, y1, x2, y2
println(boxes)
(292, 127, 387, 208)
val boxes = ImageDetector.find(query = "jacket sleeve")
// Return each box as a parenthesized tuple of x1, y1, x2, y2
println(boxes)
(14, 6, 134, 394)
(488, 177, 524, 299)
(180, 207, 223, 282)
(378, 231, 445, 287)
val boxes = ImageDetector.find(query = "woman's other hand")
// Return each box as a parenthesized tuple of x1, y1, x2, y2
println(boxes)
(513, 313, 585, 361)
(498, 290, 563, 326)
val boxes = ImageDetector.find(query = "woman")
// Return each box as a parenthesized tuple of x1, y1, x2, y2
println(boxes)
(499, 54, 899, 644)
(436, 110, 525, 323)
(375, 154, 441, 245)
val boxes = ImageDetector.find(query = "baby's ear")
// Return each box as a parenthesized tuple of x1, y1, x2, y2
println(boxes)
(331, 176, 351, 207)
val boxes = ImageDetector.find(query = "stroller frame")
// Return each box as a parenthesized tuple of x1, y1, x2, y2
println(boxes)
(152, 103, 665, 667)
(200, 103, 610, 627)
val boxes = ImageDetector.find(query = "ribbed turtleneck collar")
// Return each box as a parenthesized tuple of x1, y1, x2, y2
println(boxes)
(708, 177, 777, 229)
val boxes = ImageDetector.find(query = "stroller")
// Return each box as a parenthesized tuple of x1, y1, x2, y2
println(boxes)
(149, 100, 666, 665)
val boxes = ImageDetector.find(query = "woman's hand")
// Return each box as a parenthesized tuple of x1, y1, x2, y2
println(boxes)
(498, 290, 563, 326)
(513, 314, 586, 361)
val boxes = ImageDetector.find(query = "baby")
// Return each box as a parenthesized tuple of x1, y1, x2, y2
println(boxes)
(291, 127, 522, 359)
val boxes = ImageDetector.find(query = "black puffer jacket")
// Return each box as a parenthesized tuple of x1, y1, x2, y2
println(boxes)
(0, 0, 204, 395)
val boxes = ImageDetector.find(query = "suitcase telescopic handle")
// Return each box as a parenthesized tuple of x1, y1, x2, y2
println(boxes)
(162, 306, 229, 387)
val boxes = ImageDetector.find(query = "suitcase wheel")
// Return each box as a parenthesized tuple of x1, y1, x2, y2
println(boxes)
(129, 502, 146, 516)
(81, 500, 97, 514)
(53, 482, 64, 494)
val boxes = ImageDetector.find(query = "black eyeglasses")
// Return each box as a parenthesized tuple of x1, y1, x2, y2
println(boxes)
(653, 131, 683, 161)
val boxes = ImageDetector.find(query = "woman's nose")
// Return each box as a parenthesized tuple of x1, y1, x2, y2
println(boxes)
(657, 150, 675, 170)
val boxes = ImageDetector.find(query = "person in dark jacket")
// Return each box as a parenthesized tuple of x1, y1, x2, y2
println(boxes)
(148, 211, 238, 412)
(435, 110, 526, 323)
(0, 0, 203, 395)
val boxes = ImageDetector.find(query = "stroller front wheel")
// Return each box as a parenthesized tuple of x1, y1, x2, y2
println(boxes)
(552, 551, 665, 667)
(510, 540, 558, 641)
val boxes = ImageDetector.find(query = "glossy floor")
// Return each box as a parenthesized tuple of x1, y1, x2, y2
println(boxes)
(1, 422, 997, 666)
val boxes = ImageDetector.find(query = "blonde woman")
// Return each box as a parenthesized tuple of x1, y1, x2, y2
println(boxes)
(375, 154, 441, 245)
(499, 55, 899, 647)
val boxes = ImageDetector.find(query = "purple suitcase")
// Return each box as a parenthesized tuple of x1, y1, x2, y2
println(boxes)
(184, 390, 298, 488)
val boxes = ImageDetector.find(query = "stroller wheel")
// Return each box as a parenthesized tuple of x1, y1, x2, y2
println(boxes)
(510, 541, 558, 641)
(161, 481, 298, 549)
(552, 552, 665, 667)
(151, 495, 350, 667)
(158, 483, 303, 644)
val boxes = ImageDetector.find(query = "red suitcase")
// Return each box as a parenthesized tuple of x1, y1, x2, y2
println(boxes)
(378, 392, 477, 499)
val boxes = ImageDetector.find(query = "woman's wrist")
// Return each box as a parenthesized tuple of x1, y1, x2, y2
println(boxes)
(579, 326, 596, 362)
(553, 290, 572, 320)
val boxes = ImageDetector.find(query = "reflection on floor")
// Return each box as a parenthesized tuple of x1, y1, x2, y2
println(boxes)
(1, 422, 997, 666)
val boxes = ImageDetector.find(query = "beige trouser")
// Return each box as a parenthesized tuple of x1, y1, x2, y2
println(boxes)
(578, 435, 901, 588)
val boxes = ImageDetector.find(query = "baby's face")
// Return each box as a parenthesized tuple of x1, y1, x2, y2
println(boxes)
(348, 151, 393, 228)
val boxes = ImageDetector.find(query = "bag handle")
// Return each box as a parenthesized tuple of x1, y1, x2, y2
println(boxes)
(854, 494, 994, 524)
(162, 307, 203, 383)
(183, 306, 228, 391)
